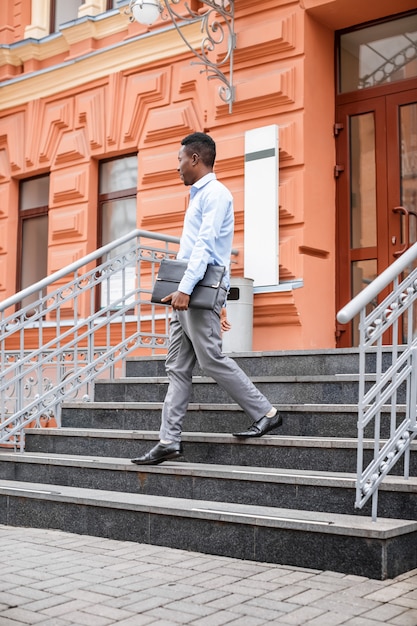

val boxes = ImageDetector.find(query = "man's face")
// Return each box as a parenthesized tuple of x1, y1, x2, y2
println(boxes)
(177, 145, 197, 186)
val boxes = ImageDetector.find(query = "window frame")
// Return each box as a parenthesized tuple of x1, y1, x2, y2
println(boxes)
(336, 9, 417, 95)
(97, 154, 138, 311)
(49, 0, 84, 34)
(17, 175, 50, 309)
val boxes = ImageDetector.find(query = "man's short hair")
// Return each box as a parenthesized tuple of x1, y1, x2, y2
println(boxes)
(181, 132, 216, 168)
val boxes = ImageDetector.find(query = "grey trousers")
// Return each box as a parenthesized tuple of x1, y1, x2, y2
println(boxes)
(159, 296, 273, 443)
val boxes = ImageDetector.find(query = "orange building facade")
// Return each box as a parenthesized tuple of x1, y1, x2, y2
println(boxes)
(0, 0, 416, 351)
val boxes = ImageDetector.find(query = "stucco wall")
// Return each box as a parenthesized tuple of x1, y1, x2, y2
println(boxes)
(0, 0, 412, 350)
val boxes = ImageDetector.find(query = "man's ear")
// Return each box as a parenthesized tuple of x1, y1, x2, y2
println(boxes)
(192, 153, 199, 165)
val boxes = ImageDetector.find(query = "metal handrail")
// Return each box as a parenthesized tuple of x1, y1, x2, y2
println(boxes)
(337, 241, 417, 521)
(0, 229, 181, 451)
(0, 230, 179, 312)
(337, 242, 417, 324)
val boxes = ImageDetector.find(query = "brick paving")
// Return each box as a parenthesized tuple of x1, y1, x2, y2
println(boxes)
(1, 524, 417, 625)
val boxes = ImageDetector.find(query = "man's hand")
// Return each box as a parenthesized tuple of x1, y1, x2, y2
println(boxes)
(220, 307, 232, 332)
(161, 291, 190, 311)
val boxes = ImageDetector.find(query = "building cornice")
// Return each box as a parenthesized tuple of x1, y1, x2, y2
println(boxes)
(0, 21, 201, 112)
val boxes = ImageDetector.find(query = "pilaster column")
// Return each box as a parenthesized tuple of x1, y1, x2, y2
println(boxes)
(78, 0, 108, 18)
(24, 0, 51, 40)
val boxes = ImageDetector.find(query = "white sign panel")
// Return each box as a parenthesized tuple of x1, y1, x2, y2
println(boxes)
(244, 125, 279, 287)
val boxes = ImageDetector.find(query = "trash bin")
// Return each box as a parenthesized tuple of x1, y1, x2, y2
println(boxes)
(222, 277, 254, 353)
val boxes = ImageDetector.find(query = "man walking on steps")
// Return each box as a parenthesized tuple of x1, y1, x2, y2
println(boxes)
(131, 132, 282, 465)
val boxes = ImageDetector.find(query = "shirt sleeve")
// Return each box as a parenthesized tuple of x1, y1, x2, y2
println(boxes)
(178, 182, 230, 295)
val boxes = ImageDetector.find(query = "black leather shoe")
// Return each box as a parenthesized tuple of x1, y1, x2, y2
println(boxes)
(131, 442, 183, 465)
(232, 413, 282, 438)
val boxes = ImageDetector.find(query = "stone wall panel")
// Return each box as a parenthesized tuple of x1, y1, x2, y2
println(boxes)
(55, 129, 89, 166)
(50, 207, 86, 241)
(75, 87, 106, 152)
(50, 165, 88, 207)
(39, 100, 74, 165)
(0, 112, 25, 173)
(49, 242, 89, 275)
(122, 71, 169, 146)
(0, 184, 10, 219)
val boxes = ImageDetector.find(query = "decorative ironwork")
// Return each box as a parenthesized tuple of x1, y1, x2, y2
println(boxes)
(0, 230, 180, 451)
(126, 0, 236, 112)
(359, 38, 417, 89)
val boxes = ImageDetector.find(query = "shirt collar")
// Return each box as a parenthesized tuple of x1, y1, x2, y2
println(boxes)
(190, 172, 216, 194)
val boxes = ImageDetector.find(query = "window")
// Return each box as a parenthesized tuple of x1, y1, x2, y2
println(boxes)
(98, 155, 138, 307)
(18, 176, 50, 309)
(338, 13, 417, 93)
(50, 0, 83, 33)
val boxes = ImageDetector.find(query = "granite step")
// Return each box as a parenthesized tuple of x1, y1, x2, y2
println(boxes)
(94, 375, 394, 405)
(21, 428, 417, 474)
(126, 349, 396, 378)
(61, 401, 406, 439)
(0, 478, 415, 580)
(4, 349, 414, 581)
(1, 451, 416, 519)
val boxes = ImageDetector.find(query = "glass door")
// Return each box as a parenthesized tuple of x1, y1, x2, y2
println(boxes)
(336, 12, 417, 346)
(336, 89, 417, 346)
(387, 92, 417, 344)
(387, 92, 417, 254)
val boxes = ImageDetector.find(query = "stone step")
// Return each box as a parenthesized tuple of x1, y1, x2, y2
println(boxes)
(61, 401, 406, 439)
(22, 429, 417, 474)
(5, 348, 415, 582)
(0, 478, 415, 580)
(94, 375, 397, 405)
(126, 349, 396, 378)
(1, 452, 416, 520)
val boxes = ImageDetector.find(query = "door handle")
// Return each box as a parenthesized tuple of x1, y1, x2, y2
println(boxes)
(392, 206, 410, 257)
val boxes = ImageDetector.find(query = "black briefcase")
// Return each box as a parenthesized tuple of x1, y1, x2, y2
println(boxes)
(151, 258, 225, 310)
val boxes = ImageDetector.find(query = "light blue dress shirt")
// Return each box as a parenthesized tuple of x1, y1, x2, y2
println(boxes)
(177, 172, 234, 294)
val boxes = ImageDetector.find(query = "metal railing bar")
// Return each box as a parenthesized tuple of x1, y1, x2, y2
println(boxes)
(337, 240, 417, 324)
(0, 229, 180, 313)
(0, 230, 183, 451)
(361, 360, 412, 410)
(0, 285, 145, 385)
(0, 326, 146, 430)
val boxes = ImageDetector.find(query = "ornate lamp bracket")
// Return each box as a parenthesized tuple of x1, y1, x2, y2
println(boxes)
(126, 0, 236, 112)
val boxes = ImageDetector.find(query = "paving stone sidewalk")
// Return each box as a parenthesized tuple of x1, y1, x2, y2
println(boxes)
(0, 524, 416, 626)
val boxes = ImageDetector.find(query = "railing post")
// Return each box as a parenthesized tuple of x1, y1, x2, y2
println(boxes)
(355, 308, 366, 511)
(404, 347, 417, 481)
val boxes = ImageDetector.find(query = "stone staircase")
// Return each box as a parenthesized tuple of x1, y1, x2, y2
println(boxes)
(0, 349, 416, 581)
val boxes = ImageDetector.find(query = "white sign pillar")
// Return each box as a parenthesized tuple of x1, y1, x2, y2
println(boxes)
(244, 125, 279, 287)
